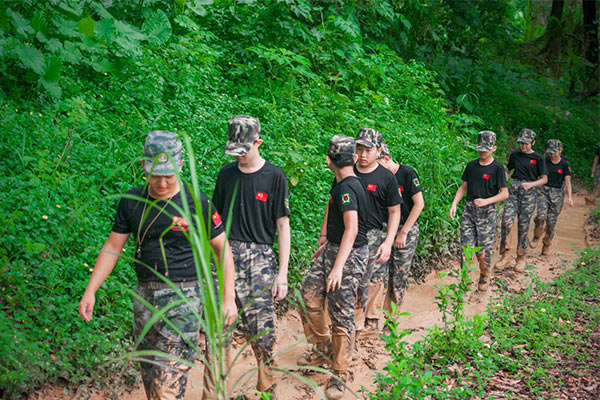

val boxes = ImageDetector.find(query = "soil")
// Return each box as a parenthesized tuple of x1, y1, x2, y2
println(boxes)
(28, 193, 593, 400)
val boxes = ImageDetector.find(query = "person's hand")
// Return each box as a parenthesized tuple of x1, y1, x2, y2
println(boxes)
(318, 235, 327, 248)
(375, 242, 392, 264)
(272, 273, 288, 301)
(394, 231, 407, 249)
(474, 198, 488, 207)
(521, 182, 533, 191)
(449, 204, 457, 220)
(568, 197, 574, 207)
(326, 267, 343, 292)
(223, 298, 237, 328)
(312, 238, 327, 260)
(79, 293, 95, 321)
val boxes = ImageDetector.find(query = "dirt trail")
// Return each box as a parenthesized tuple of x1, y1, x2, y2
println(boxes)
(30, 193, 590, 400)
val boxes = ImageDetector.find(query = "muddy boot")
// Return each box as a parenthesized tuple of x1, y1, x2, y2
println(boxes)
(362, 318, 379, 336)
(297, 341, 332, 366)
(477, 254, 491, 291)
(325, 370, 347, 400)
(494, 251, 511, 271)
(585, 195, 595, 205)
(514, 248, 527, 273)
(530, 224, 544, 249)
(541, 238, 552, 256)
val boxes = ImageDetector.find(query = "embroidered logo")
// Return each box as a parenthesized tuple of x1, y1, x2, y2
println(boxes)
(413, 178, 420, 187)
(399, 185, 404, 193)
(158, 153, 168, 163)
(367, 184, 377, 192)
(256, 191, 268, 202)
(329, 196, 333, 204)
(342, 193, 351, 205)
(558, 169, 563, 174)
(482, 173, 490, 180)
(172, 216, 188, 232)
(284, 198, 290, 210)
(529, 159, 537, 165)
(211, 211, 222, 227)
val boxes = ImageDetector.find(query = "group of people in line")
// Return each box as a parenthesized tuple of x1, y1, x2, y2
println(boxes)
(77, 116, 574, 400)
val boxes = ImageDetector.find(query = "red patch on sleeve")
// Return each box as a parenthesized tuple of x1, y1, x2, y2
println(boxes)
(399, 185, 404, 193)
(558, 169, 563, 174)
(211, 211, 222, 226)
(482, 173, 490, 180)
(529, 159, 537, 165)
(329, 196, 333, 203)
(256, 191, 268, 202)
(367, 184, 377, 192)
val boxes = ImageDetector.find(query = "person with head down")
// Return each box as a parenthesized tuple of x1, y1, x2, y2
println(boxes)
(78, 130, 237, 400)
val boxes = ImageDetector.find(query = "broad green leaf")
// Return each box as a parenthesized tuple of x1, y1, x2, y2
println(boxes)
(90, 2, 114, 19)
(14, 43, 45, 75)
(142, 9, 171, 45)
(189, 3, 207, 17)
(114, 20, 146, 41)
(174, 15, 200, 31)
(78, 17, 95, 38)
(52, 16, 79, 38)
(7, 8, 34, 38)
(39, 78, 62, 98)
(94, 18, 115, 45)
(44, 56, 63, 81)
(46, 38, 63, 54)
(62, 41, 82, 64)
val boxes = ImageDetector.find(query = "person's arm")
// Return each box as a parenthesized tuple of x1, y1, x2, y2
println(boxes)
(377, 205, 400, 263)
(79, 232, 131, 321)
(474, 187, 509, 207)
(522, 175, 547, 190)
(565, 176, 573, 207)
(312, 203, 329, 259)
(326, 210, 358, 292)
(395, 192, 424, 248)
(210, 232, 237, 327)
(449, 181, 467, 220)
(592, 155, 599, 177)
(273, 216, 290, 301)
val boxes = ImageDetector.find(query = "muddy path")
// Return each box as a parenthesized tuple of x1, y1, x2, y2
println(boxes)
(29, 193, 591, 400)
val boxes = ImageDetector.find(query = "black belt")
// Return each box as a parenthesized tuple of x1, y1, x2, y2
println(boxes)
(138, 280, 198, 290)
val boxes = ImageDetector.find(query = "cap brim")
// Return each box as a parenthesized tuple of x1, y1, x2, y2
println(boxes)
(355, 139, 376, 147)
(143, 160, 178, 176)
(224, 141, 251, 156)
(517, 138, 533, 143)
(476, 145, 494, 152)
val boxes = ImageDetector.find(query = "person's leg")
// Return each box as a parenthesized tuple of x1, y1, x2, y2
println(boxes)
(387, 223, 419, 308)
(460, 201, 477, 266)
(515, 186, 537, 272)
(133, 285, 202, 400)
(356, 229, 382, 331)
(531, 187, 548, 249)
(475, 204, 497, 291)
(542, 187, 564, 255)
(498, 181, 519, 268)
(364, 230, 387, 332)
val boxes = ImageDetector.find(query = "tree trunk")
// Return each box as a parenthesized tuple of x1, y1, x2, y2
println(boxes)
(582, 0, 599, 66)
(539, 0, 565, 71)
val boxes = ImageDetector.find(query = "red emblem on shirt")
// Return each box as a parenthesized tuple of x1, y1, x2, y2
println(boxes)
(329, 196, 333, 203)
(367, 184, 377, 192)
(558, 169, 563, 174)
(399, 185, 404, 193)
(529, 159, 537, 165)
(482, 173, 490, 180)
(256, 191, 268, 202)
(172, 216, 188, 232)
(212, 211, 222, 226)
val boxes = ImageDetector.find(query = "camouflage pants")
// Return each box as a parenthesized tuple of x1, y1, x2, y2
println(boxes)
(500, 179, 537, 252)
(229, 240, 277, 391)
(133, 284, 203, 400)
(386, 222, 419, 311)
(356, 229, 386, 312)
(534, 186, 564, 243)
(461, 201, 496, 266)
(301, 242, 368, 372)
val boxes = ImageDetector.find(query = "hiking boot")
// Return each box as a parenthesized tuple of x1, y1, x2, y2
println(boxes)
(514, 248, 527, 273)
(297, 341, 332, 366)
(477, 255, 491, 292)
(325, 371, 347, 400)
(541, 238, 551, 256)
(262, 383, 277, 400)
(361, 318, 379, 336)
(352, 340, 359, 360)
(530, 224, 544, 249)
(494, 251, 511, 271)
(585, 195, 595, 206)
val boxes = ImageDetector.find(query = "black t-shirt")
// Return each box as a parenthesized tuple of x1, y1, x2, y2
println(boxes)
(327, 176, 368, 248)
(354, 164, 402, 231)
(546, 156, 571, 188)
(213, 161, 290, 245)
(112, 185, 224, 282)
(597, 147, 600, 157)
(393, 165, 423, 225)
(462, 159, 507, 201)
(507, 151, 548, 181)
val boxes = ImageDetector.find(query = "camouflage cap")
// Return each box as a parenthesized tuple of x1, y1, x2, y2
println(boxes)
(546, 139, 563, 154)
(356, 128, 383, 148)
(517, 128, 536, 144)
(224, 115, 260, 156)
(379, 143, 390, 159)
(328, 134, 356, 159)
(143, 130, 182, 176)
(476, 130, 497, 152)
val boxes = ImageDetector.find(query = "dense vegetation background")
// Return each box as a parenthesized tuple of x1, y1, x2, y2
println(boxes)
(0, 0, 598, 397)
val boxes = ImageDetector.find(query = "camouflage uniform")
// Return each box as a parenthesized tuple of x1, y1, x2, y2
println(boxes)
(357, 229, 386, 312)
(133, 284, 203, 400)
(301, 242, 368, 372)
(500, 179, 537, 252)
(229, 239, 278, 391)
(386, 222, 419, 308)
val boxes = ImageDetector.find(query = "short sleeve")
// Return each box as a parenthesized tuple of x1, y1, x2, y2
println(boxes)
(339, 184, 359, 213)
(507, 153, 515, 171)
(461, 163, 470, 182)
(406, 168, 423, 198)
(201, 195, 225, 239)
(496, 163, 507, 188)
(112, 197, 132, 234)
(212, 169, 225, 214)
(597, 147, 600, 157)
(563, 160, 571, 176)
(272, 170, 291, 220)
(538, 155, 548, 177)
(385, 174, 403, 206)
